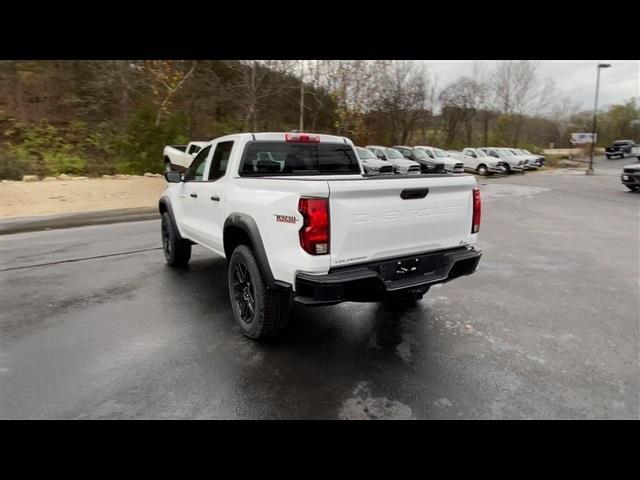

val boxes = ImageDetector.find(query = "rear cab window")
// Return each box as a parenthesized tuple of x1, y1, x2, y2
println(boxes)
(239, 142, 360, 176)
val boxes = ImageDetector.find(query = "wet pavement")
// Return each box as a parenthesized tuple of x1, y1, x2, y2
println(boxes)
(1, 157, 638, 419)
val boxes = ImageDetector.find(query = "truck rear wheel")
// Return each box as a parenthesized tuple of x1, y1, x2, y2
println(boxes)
(161, 212, 191, 267)
(228, 245, 291, 340)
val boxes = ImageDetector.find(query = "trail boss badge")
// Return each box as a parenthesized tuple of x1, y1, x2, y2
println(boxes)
(274, 214, 298, 224)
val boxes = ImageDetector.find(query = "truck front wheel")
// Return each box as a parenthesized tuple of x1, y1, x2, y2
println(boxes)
(228, 245, 291, 340)
(161, 212, 191, 267)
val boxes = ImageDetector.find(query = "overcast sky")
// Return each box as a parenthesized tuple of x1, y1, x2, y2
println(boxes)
(421, 60, 639, 111)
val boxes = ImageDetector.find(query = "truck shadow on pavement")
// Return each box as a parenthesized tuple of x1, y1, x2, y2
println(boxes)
(161, 253, 441, 419)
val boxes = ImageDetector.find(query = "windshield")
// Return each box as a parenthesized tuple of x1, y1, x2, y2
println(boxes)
(522, 149, 532, 155)
(435, 148, 449, 158)
(356, 147, 377, 160)
(472, 149, 484, 157)
(385, 148, 405, 160)
(413, 149, 429, 160)
(424, 149, 435, 158)
(240, 142, 360, 176)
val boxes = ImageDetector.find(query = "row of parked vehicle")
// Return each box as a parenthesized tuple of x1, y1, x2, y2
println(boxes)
(355, 145, 546, 176)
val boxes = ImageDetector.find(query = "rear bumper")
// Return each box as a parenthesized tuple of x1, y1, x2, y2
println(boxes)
(294, 246, 481, 305)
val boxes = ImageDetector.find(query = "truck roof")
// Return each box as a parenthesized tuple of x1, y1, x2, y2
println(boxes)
(208, 132, 352, 145)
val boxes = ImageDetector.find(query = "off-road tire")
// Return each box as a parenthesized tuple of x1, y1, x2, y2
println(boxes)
(228, 245, 291, 340)
(161, 211, 191, 267)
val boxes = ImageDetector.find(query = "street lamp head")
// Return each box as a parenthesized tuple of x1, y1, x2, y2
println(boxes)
(598, 63, 611, 68)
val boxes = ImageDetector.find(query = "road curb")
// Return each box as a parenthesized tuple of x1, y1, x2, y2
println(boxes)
(0, 207, 159, 235)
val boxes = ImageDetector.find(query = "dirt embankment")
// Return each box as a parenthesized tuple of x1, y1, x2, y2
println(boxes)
(1, 177, 167, 219)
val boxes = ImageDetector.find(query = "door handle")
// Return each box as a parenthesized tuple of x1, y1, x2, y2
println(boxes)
(190, 193, 198, 198)
(400, 188, 429, 199)
(210, 195, 220, 202)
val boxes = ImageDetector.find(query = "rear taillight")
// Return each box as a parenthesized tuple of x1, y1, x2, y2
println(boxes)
(298, 197, 329, 255)
(285, 132, 320, 143)
(472, 187, 481, 234)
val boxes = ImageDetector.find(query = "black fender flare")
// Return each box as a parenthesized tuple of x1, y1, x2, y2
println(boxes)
(158, 196, 187, 241)
(224, 213, 279, 288)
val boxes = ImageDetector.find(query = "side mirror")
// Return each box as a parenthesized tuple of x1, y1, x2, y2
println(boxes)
(165, 171, 183, 183)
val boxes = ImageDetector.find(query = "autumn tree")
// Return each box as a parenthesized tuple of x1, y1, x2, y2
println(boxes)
(142, 60, 197, 127)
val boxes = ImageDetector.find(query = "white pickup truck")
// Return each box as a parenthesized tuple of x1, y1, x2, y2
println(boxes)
(159, 132, 482, 339)
(163, 141, 206, 172)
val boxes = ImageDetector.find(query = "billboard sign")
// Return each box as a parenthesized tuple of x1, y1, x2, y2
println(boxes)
(570, 133, 597, 145)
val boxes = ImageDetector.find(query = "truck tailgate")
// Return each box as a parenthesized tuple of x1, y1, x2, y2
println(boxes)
(328, 175, 476, 268)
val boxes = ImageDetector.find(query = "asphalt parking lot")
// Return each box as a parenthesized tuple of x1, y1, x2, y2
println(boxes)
(1, 156, 638, 419)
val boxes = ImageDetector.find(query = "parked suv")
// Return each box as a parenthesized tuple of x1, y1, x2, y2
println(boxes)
(413, 146, 464, 173)
(606, 140, 640, 160)
(392, 146, 446, 173)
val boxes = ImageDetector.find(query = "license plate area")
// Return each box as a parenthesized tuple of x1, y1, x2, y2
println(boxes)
(378, 253, 444, 282)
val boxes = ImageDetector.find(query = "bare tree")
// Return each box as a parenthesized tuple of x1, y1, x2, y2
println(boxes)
(439, 76, 486, 146)
(550, 96, 582, 147)
(492, 61, 556, 145)
(80, 61, 141, 121)
(373, 61, 429, 144)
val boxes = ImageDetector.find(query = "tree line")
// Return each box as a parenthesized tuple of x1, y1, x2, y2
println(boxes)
(0, 60, 638, 179)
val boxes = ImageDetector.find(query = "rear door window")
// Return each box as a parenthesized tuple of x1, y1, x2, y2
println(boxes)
(208, 141, 233, 181)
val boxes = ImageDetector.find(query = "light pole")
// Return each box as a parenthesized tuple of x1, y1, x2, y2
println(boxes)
(586, 63, 611, 175)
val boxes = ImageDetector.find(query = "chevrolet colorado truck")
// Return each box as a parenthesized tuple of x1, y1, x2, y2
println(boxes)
(159, 132, 482, 339)
(163, 141, 207, 172)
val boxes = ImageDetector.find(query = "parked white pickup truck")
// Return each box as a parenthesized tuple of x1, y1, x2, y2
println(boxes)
(159, 132, 482, 339)
(456, 148, 507, 175)
(163, 141, 206, 172)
